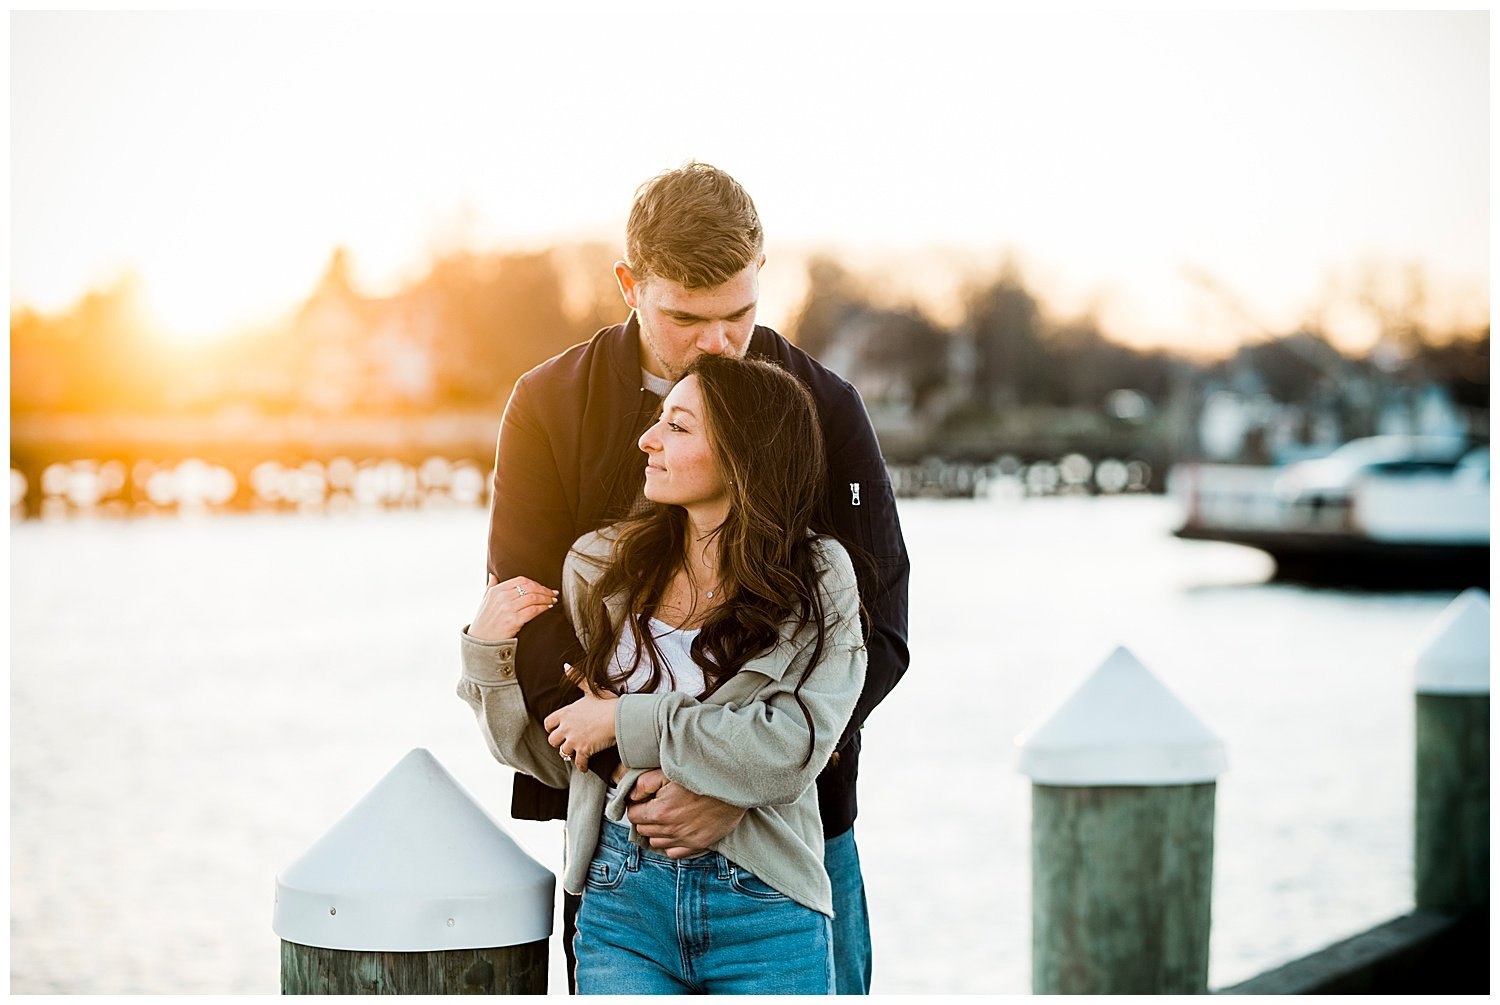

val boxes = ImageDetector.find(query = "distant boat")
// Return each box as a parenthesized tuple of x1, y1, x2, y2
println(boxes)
(1168, 436, 1489, 587)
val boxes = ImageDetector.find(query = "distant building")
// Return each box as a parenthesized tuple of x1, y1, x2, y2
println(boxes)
(290, 249, 438, 413)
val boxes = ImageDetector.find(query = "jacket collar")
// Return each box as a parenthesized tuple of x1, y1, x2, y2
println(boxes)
(603, 313, 647, 392)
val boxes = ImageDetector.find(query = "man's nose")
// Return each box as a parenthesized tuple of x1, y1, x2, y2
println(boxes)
(697, 323, 729, 354)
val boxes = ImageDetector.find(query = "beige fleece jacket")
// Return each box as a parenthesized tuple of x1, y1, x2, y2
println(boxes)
(456, 526, 867, 916)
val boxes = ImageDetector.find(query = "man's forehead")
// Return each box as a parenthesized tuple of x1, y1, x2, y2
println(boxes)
(645, 266, 758, 307)
(654, 284, 755, 313)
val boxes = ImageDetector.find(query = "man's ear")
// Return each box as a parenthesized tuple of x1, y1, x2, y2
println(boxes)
(614, 261, 640, 310)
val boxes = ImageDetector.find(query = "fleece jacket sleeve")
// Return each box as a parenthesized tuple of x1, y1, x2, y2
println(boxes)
(456, 628, 573, 791)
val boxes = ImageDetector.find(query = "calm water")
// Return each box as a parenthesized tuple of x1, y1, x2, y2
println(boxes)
(10, 496, 1458, 993)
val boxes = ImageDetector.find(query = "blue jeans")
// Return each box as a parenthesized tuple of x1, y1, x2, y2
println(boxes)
(573, 820, 834, 994)
(825, 826, 873, 995)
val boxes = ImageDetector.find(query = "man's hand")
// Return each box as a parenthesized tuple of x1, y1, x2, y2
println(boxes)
(625, 769, 747, 859)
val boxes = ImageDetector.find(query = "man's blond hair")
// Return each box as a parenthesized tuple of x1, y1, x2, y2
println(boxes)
(624, 162, 764, 289)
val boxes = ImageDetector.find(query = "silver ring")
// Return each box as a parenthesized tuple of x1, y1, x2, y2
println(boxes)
(560, 750, 572, 762)
(516, 585, 527, 597)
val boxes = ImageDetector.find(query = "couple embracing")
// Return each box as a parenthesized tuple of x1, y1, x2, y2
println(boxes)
(457, 163, 910, 995)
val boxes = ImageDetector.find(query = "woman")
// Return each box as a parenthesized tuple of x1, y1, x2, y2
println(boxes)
(457, 353, 867, 995)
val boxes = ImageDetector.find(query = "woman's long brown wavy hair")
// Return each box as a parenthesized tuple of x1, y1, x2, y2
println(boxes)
(566, 354, 843, 766)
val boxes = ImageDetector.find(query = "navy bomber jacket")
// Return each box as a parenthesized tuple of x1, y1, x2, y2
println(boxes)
(484, 313, 911, 838)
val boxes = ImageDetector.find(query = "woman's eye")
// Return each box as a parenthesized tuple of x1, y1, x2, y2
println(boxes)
(667, 422, 685, 433)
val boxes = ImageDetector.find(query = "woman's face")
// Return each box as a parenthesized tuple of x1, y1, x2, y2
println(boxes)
(638, 375, 730, 514)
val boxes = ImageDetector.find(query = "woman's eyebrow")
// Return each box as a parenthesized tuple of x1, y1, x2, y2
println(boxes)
(665, 405, 699, 421)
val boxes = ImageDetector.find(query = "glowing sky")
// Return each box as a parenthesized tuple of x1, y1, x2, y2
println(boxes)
(9, 7, 1490, 353)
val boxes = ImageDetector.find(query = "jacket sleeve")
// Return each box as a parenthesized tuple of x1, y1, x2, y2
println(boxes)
(822, 380, 911, 750)
(612, 541, 867, 807)
(485, 373, 590, 728)
(455, 629, 573, 791)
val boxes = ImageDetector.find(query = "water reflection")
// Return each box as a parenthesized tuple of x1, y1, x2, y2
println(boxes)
(13, 452, 1155, 519)
(16, 456, 493, 519)
(887, 455, 1152, 500)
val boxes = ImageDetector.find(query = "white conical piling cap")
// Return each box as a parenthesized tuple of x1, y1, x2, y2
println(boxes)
(1413, 589, 1490, 696)
(1015, 647, 1227, 786)
(273, 748, 554, 952)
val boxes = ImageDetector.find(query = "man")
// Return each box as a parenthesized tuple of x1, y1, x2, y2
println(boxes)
(483, 162, 910, 994)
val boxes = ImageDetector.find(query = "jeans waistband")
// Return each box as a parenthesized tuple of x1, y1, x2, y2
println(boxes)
(598, 818, 721, 868)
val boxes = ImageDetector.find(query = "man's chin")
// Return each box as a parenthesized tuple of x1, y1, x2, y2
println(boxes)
(651, 352, 687, 382)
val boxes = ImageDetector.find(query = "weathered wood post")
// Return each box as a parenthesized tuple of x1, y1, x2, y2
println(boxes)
(1412, 588, 1489, 912)
(274, 748, 554, 994)
(1017, 646, 1227, 994)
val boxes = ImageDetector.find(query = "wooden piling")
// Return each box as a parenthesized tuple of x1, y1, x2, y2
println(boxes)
(280, 940, 548, 995)
(274, 749, 554, 995)
(1031, 782, 1216, 993)
(1018, 647, 1226, 995)
(1412, 589, 1489, 912)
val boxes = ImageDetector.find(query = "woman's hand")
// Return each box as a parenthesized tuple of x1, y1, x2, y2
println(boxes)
(468, 573, 558, 641)
(543, 679, 618, 773)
